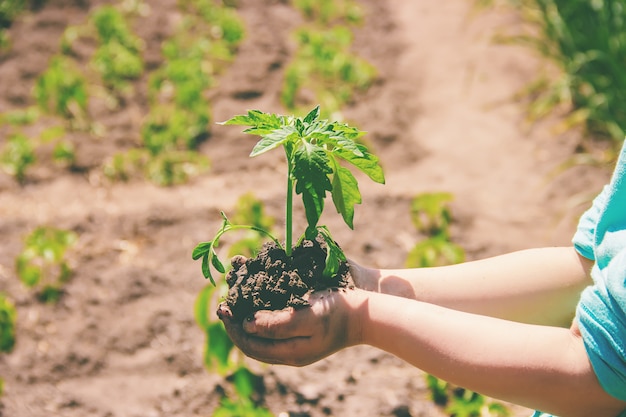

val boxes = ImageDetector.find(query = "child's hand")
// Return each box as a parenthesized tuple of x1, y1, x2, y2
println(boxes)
(218, 288, 367, 366)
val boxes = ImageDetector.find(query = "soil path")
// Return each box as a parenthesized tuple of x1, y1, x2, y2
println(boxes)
(384, 0, 578, 256)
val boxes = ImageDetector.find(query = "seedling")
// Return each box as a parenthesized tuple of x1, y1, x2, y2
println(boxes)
(427, 374, 510, 417)
(58, 5, 144, 98)
(0, 292, 16, 354)
(194, 194, 275, 416)
(0, 133, 36, 184)
(281, 27, 377, 116)
(193, 105, 384, 286)
(16, 226, 78, 303)
(292, 0, 363, 24)
(34, 56, 88, 127)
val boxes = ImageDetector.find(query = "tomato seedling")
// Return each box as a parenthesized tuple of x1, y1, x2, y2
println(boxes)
(193, 105, 384, 285)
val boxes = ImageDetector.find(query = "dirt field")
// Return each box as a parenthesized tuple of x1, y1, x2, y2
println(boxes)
(0, 0, 613, 416)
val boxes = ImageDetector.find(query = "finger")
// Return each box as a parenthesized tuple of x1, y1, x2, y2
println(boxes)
(244, 306, 317, 339)
(217, 303, 306, 365)
(220, 312, 312, 365)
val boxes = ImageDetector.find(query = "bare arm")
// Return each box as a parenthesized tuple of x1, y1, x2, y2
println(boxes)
(224, 289, 626, 417)
(352, 246, 593, 326)
(359, 291, 625, 417)
(219, 246, 626, 415)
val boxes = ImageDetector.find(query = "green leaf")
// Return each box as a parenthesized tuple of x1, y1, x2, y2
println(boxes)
(211, 246, 226, 273)
(249, 126, 296, 157)
(232, 366, 256, 398)
(194, 284, 216, 331)
(334, 145, 385, 184)
(331, 163, 361, 229)
(219, 109, 283, 130)
(317, 226, 346, 278)
(303, 105, 320, 123)
(206, 321, 234, 373)
(201, 253, 212, 283)
(192, 241, 213, 260)
(293, 141, 332, 230)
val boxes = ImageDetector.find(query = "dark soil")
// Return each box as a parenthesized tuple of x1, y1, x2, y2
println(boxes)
(224, 237, 352, 321)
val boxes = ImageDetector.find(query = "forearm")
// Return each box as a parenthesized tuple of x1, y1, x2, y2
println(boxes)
(358, 291, 625, 417)
(356, 246, 593, 326)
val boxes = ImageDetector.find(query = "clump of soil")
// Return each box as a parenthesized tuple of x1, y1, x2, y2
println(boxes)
(223, 236, 353, 321)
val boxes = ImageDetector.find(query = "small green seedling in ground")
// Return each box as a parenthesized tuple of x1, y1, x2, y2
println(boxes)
(90, 6, 144, 94)
(0, 291, 17, 397)
(292, 0, 363, 24)
(16, 226, 78, 303)
(34, 56, 89, 128)
(408, 194, 506, 416)
(406, 192, 465, 267)
(194, 194, 275, 416)
(193, 105, 385, 285)
(0, 133, 36, 184)
(0, 292, 16, 354)
(427, 374, 510, 417)
(281, 27, 377, 116)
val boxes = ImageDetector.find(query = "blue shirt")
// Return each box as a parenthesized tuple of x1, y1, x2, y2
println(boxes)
(534, 140, 626, 417)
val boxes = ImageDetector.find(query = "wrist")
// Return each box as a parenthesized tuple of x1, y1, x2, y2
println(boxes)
(345, 288, 370, 346)
(349, 262, 381, 292)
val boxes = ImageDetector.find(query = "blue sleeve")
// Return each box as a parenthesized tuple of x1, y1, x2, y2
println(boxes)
(571, 185, 609, 261)
(575, 140, 626, 402)
(577, 251, 626, 401)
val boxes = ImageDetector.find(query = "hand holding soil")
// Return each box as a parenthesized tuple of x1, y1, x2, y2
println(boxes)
(218, 285, 367, 367)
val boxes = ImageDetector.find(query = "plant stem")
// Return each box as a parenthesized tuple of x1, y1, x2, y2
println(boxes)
(285, 158, 294, 257)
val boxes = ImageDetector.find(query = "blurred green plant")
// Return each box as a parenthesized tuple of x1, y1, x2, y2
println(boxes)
(113, 0, 245, 186)
(103, 148, 209, 186)
(281, 26, 377, 117)
(180, 0, 245, 54)
(144, 38, 214, 154)
(0, 291, 15, 398)
(0, 107, 40, 126)
(291, 0, 363, 25)
(0, 133, 36, 183)
(427, 374, 510, 417)
(227, 193, 276, 258)
(16, 226, 78, 303)
(34, 56, 89, 127)
(405, 192, 465, 268)
(492, 0, 626, 149)
(90, 5, 144, 93)
(0, 293, 17, 354)
(0, 124, 75, 183)
(195, 194, 275, 416)
(0, 0, 25, 50)
(406, 193, 506, 416)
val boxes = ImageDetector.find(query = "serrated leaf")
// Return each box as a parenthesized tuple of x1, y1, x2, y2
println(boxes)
(317, 226, 346, 278)
(334, 145, 385, 184)
(219, 110, 283, 130)
(303, 105, 320, 124)
(219, 115, 252, 126)
(331, 164, 361, 229)
(328, 133, 364, 156)
(293, 141, 332, 230)
(249, 127, 297, 157)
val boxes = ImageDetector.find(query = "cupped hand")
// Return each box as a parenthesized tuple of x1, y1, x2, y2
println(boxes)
(218, 287, 368, 366)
